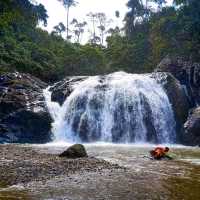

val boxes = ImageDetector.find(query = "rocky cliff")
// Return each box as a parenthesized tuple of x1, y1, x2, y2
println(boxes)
(0, 72, 52, 143)
(156, 55, 200, 146)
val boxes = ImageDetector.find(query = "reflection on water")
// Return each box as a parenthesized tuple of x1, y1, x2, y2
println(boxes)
(0, 144, 200, 200)
(164, 166, 200, 200)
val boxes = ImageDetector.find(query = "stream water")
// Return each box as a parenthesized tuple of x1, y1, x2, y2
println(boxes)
(0, 143, 199, 200)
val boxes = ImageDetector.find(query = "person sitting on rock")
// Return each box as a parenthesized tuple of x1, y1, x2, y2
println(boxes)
(149, 146, 171, 160)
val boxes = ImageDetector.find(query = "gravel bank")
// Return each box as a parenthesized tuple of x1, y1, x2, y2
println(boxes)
(0, 144, 123, 186)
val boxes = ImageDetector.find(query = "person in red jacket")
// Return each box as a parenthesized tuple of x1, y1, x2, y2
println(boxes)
(150, 147, 170, 160)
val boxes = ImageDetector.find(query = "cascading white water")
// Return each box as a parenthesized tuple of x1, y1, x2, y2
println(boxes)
(43, 72, 176, 144)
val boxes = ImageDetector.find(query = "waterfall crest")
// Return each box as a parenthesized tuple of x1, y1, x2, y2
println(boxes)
(44, 72, 176, 144)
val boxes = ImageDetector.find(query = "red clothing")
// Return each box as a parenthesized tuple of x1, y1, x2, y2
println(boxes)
(150, 147, 168, 159)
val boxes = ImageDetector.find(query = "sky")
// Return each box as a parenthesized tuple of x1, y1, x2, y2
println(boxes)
(36, 0, 128, 43)
(36, 0, 173, 43)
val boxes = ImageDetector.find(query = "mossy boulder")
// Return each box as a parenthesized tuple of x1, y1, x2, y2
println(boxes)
(59, 144, 88, 158)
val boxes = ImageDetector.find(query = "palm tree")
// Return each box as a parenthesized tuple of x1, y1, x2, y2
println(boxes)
(53, 22, 66, 36)
(58, 0, 78, 40)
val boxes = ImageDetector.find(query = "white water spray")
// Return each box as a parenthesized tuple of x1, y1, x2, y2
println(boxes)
(43, 72, 176, 144)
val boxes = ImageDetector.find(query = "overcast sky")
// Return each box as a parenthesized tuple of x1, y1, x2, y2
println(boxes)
(37, 0, 173, 43)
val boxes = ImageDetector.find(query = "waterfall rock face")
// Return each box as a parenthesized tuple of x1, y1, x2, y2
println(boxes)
(156, 56, 200, 145)
(45, 72, 178, 144)
(152, 72, 190, 142)
(156, 55, 200, 106)
(50, 77, 88, 106)
(183, 107, 200, 146)
(0, 72, 52, 143)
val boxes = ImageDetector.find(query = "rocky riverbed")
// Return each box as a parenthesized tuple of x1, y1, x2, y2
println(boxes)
(0, 144, 199, 200)
(0, 144, 122, 186)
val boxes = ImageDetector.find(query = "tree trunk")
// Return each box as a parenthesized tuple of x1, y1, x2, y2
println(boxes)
(92, 17, 96, 43)
(67, 5, 70, 40)
(101, 30, 104, 45)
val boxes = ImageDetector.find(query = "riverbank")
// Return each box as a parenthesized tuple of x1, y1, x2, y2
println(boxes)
(0, 144, 200, 200)
(0, 144, 123, 186)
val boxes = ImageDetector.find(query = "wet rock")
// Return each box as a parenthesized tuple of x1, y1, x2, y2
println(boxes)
(0, 72, 52, 143)
(59, 144, 88, 158)
(152, 72, 190, 141)
(155, 55, 200, 145)
(50, 76, 88, 105)
(156, 55, 200, 105)
(183, 107, 200, 146)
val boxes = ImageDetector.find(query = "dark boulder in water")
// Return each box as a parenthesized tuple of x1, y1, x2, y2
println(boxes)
(59, 144, 88, 158)
(183, 107, 200, 146)
(0, 72, 52, 143)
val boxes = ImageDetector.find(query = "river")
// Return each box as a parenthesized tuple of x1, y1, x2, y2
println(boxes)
(0, 143, 199, 200)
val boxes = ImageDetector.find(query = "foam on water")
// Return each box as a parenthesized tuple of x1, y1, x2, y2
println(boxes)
(36, 141, 190, 149)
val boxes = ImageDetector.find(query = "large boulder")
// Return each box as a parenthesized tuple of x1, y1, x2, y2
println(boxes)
(0, 72, 52, 143)
(152, 72, 191, 141)
(156, 56, 200, 145)
(59, 144, 88, 158)
(183, 107, 200, 146)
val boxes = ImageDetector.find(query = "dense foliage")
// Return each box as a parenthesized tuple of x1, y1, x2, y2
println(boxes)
(0, 0, 199, 82)
(0, 0, 107, 81)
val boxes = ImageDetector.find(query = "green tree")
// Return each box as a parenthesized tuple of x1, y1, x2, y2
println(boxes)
(124, 0, 145, 38)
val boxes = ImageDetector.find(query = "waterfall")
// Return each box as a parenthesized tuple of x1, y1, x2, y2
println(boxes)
(43, 72, 176, 144)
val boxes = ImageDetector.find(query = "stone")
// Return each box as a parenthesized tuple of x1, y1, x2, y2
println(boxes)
(155, 56, 200, 145)
(59, 144, 88, 158)
(156, 55, 200, 105)
(183, 107, 200, 146)
(152, 72, 191, 141)
(0, 72, 52, 143)
(50, 76, 87, 105)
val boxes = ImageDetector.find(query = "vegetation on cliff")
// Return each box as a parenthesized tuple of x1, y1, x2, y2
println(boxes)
(0, 0, 199, 82)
